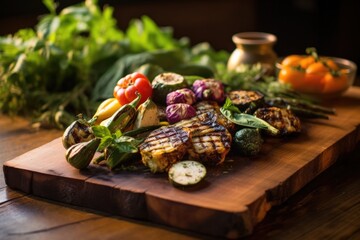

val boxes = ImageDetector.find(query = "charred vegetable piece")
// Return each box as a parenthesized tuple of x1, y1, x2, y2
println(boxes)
(62, 119, 94, 149)
(133, 99, 159, 129)
(233, 128, 263, 156)
(187, 121, 232, 165)
(254, 107, 301, 136)
(166, 103, 197, 124)
(152, 72, 188, 105)
(220, 98, 279, 135)
(194, 101, 236, 132)
(168, 160, 207, 187)
(227, 90, 264, 114)
(174, 113, 232, 165)
(175, 112, 214, 129)
(65, 138, 101, 169)
(102, 93, 140, 132)
(139, 126, 191, 173)
(192, 79, 225, 103)
(166, 88, 196, 106)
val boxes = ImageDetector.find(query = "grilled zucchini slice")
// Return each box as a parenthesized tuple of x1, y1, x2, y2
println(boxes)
(168, 160, 207, 186)
(152, 72, 188, 105)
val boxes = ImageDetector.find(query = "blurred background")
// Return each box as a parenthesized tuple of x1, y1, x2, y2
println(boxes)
(1, 0, 359, 83)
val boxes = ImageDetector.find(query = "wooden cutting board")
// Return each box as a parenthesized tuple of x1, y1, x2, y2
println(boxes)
(4, 87, 360, 239)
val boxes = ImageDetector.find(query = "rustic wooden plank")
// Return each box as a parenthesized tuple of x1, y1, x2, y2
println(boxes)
(3, 87, 360, 238)
(0, 195, 201, 240)
(0, 115, 61, 190)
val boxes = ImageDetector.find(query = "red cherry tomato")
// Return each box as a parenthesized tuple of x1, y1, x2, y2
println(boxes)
(113, 72, 152, 106)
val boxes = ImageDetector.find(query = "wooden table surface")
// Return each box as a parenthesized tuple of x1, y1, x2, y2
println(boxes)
(1, 94, 360, 239)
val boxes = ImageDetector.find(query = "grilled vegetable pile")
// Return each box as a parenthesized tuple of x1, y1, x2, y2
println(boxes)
(5, 0, 337, 187)
(61, 67, 336, 187)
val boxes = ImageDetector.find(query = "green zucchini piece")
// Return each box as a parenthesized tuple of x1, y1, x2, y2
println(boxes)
(152, 72, 188, 105)
(168, 160, 207, 187)
(65, 138, 101, 169)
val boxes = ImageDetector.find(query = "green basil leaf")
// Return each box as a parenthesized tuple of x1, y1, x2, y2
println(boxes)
(114, 136, 143, 153)
(222, 98, 241, 113)
(220, 108, 279, 135)
(113, 129, 123, 139)
(92, 125, 111, 138)
(115, 142, 138, 153)
(97, 136, 113, 152)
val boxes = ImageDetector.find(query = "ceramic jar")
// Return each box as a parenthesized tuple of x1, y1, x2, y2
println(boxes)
(227, 32, 278, 73)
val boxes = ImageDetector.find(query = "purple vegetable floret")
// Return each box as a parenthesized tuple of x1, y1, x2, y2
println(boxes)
(192, 79, 225, 103)
(166, 88, 196, 106)
(166, 103, 196, 124)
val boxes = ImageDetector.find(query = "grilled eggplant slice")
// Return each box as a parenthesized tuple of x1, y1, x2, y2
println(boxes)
(254, 107, 301, 136)
(175, 113, 232, 165)
(175, 112, 214, 129)
(227, 90, 264, 114)
(187, 121, 232, 165)
(194, 101, 236, 132)
(139, 126, 191, 173)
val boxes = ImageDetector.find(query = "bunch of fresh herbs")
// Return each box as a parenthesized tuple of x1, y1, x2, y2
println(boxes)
(0, 0, 228, 129)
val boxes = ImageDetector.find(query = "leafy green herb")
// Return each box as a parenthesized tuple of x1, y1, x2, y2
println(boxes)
(92, 125, 112, 138)
(220, 98, 279, 135)
(0, 0, 228, 129)
(0, 0, 126, 128)
(91, 124, 143, 169)
(222, 97, 242, 114)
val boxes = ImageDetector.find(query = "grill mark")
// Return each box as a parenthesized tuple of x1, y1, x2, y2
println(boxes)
(255, 107, 301, 135)
(192, 135, 225, 154)
(186, 120, 232, 165)
(139, 126, 189, 151)
(175, 113, 214, 128)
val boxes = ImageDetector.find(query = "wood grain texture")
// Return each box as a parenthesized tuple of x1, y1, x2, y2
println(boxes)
(0, 116, 61, 204)
(246, 142, 360, 240)
(0, 195, 202, 240)
(3, 87, 360, 239)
